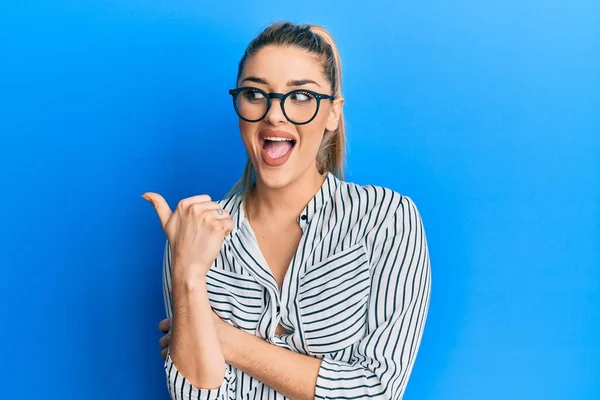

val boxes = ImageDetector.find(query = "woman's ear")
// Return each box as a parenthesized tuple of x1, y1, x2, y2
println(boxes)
(326, 97, 344, 132)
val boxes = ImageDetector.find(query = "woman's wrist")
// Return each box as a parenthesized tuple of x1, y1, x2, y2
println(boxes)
(171, 262, 210, 291)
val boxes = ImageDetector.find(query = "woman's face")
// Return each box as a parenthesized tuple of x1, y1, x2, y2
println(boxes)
(237, 45, 343, 189)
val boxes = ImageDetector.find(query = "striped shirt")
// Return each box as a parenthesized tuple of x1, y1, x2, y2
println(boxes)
(162, 172, 431, 399)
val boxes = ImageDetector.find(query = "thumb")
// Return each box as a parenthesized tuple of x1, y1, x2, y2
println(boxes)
(142, 192, 173, 230)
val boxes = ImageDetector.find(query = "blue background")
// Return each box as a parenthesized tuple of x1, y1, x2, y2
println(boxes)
(1, 1, 598, 399)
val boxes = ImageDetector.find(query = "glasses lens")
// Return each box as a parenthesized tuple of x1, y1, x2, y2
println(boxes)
(284, 90, 318, 124)
(235, 88, 268, 121)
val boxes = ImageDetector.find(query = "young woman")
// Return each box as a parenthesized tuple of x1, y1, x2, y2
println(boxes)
(143, 22, 431, 400)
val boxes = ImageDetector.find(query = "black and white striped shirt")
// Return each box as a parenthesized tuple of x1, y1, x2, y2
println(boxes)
(162, 172, 431, 399)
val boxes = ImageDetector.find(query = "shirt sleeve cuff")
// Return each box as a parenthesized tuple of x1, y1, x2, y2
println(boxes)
(315, 357, 344, 399)
(164, 351, 233, 400)
(315, 357, 382, 400)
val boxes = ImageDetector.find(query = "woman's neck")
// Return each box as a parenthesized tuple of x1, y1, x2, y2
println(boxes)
(246, 169, 326, 224)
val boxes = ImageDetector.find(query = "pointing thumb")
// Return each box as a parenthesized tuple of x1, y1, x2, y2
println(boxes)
(142, 192, 173, 231)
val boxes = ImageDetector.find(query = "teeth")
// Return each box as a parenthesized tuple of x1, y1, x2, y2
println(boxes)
(264, 137, 294, 142)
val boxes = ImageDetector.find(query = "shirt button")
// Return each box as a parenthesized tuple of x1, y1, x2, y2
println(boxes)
(300, 215, 307, 221)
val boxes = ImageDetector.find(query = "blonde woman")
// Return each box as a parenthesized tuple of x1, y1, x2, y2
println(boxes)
(144, 22, 431, 400)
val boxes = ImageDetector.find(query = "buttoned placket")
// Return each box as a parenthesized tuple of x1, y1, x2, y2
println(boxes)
(224, 173, 339, 341)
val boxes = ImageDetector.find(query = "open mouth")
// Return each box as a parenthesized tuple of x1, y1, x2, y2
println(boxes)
(260, 136, 297, 167)
(261, 137, 297, 159)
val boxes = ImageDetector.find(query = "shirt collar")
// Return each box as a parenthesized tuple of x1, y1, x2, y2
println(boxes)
(223, 194, 245, 242)
(296, 172, 339, 228)
(224, 171, 340, 240)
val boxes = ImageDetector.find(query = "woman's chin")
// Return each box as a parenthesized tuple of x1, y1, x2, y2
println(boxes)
(252, 147, 298, 189)
(255, 166, 296, 189)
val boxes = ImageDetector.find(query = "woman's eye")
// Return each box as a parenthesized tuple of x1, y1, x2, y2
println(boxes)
(291, 91, 313, 102)
(244, 90, 265, 100)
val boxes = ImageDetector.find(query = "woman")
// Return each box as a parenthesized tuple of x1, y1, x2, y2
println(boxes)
(143, 22, 431, 400)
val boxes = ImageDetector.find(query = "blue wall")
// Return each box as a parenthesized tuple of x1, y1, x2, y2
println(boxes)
(1, 1, 598, 398)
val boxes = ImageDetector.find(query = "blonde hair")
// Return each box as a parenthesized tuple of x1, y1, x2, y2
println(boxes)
(228, 22, 346, 199)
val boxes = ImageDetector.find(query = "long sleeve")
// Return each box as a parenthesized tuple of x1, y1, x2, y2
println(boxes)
(162, 240, 236, 400)
(314, 196, 432, 399)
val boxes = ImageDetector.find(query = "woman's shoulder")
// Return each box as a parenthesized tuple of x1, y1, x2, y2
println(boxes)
(337, 179, 422, 225)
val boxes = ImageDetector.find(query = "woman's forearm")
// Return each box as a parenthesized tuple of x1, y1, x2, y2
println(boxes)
(219, 324, 321, 400)
(170, 273, 226, 389)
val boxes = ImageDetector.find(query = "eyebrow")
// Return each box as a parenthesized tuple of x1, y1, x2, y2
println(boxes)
(240, 76, 322, 88)
(288, 79, 321, 88)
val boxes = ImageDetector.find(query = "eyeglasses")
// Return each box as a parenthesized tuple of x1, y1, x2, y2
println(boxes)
(228, 86, 335, 125)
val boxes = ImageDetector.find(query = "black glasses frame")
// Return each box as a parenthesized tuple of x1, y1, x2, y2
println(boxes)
(228, 86, 335, 125)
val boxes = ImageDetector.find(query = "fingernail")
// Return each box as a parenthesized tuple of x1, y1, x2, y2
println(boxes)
(141, 194, 151, 202)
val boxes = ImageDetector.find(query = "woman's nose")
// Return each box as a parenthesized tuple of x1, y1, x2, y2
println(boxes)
(263, 98, 287, 125)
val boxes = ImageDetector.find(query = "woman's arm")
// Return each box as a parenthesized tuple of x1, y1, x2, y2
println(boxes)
(217, 196, 431, 400)
(216, 320, 321, 400)
(163, 241, 233, 400)
(169, 274, 225, 388)
(144, 192, 230, 392)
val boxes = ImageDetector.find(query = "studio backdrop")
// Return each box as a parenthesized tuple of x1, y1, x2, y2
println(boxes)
(1, 1, 598, 399)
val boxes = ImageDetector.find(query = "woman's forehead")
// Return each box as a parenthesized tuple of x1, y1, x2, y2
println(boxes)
(241, 46, 326, 87)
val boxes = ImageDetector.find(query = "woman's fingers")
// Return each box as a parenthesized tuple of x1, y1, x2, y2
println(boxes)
(158, 318, 171, 333)
(213, 208, 231, 220)
(186, 200, 225, 218)
(147, 192, 233, 277)
(197, 206, 234, 236)
(142, 192, 173, 231)
(177, 195, 231, 222)
(176, 195, 212, 212)
(158, 318, 171, 359)
(159, 332, 170, 349)
(144, 192, 228, 229)
(207, 207, 232, 223)
(218, 217, 235, 237)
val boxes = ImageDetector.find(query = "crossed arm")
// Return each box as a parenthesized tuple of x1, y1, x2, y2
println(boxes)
(160, 198, 431, 400)
(160, 281, 322, 400)
(165, 314, 323, 399)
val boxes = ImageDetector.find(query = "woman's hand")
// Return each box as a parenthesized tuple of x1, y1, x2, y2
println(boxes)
(142, 193, 234, 281)
(158, 318, 171, 360)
